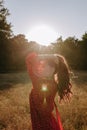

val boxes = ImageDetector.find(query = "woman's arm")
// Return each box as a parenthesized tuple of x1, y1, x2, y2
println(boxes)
(26, 52, 37, 65)
(38, 54, 59, 65)
(26, 52, 38, 77)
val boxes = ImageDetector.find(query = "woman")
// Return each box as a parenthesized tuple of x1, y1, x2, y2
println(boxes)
(26, 52, 72, 130)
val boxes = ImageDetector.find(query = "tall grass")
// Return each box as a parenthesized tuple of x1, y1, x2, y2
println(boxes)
(0, 71, 87, 130)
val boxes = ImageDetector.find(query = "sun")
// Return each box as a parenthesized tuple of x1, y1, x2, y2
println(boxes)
(26, 25, 58, 46)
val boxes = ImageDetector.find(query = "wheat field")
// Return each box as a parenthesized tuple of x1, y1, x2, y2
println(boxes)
(0, 71, 87, 130)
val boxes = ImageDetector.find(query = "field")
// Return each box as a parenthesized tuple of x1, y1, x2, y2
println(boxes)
(0, 71, 87, 130)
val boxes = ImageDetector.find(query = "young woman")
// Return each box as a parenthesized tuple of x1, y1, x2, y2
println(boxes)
(26, 52, 72, 130)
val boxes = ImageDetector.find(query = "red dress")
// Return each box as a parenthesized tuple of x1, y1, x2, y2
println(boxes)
(26, 52, 64, 130)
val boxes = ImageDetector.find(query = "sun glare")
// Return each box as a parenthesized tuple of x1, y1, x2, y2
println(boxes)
(26, 25, 58, 46)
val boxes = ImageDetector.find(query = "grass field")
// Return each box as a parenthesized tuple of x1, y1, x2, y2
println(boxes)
(0, 71, 87, 130)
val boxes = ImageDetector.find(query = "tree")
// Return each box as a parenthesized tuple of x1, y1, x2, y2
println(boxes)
(78, 32, 87, 69)
(0, 0, 12, 72)
(82, 32, 87, 42)
(0, 0, 12, 40)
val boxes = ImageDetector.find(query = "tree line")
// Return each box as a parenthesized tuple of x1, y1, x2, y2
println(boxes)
(0, 0, 87, 72)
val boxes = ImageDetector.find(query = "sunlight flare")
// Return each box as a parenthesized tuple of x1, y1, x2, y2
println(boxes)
(26, 25, 58, 46)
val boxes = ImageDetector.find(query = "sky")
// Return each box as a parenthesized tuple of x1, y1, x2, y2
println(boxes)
(4, 0, 87, 42)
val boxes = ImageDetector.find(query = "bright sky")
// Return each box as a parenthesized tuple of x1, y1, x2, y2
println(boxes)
(5, 0, 87, 45)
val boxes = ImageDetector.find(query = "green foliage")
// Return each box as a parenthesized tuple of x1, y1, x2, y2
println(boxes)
(0, 0, 12, 39)
(0, 32, 87, 72)
(82, 32, 87, 41)
(0, 0, 12, 72)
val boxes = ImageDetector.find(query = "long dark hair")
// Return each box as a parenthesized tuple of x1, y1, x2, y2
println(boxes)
(55, 55, 72, 102)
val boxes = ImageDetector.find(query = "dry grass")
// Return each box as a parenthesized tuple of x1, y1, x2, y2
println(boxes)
(0, 71, 87, 130)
